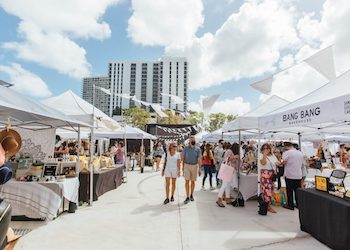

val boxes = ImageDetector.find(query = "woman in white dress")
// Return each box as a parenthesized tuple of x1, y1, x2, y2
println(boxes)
(162, 142, 181, 204)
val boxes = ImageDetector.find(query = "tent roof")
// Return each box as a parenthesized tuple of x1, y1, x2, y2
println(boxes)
(0, 86, 90, 129)
(42, 90, 121, 131)
(58, 125, 156, 140)
(222, 95, 289, 132)
(260, 70, 350, 134)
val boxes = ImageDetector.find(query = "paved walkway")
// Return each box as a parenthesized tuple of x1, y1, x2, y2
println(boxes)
(13, 169, 328, 250)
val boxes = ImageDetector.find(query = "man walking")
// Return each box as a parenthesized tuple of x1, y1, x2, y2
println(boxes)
(282, 142, 304, 210)
(182, 135, 202, 204)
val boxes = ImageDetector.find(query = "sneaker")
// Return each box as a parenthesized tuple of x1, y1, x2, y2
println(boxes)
(201, 186, 206, 191)
(210, 186, 215, 191)
(184, 197, 190, 204)
(190, 195, 194, 202)
(170, 196, 174, 202)
(163, 198, 170, 205)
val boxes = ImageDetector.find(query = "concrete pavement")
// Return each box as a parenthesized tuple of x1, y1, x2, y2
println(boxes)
(13, 169, 328, 250)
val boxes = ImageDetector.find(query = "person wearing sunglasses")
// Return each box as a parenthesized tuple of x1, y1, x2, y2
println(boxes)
(162, 142, 181, 204)
(259, 143, 280, 213)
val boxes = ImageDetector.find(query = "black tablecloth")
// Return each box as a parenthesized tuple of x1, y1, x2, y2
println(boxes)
(297, 188, 350, 250)
(79, 166, 124, 203)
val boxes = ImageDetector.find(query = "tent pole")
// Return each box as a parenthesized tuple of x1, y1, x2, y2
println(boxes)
(89, 84, 96, 206)
(238, 130, 241, 193)
(77, 125, 81, 175)
(257, 127, 261, 195)
(298, 132, 301, 150)
(124, 130, 128, 183)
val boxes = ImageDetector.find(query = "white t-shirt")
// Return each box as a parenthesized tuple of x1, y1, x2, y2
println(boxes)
(282, 148, 304, 179)
(166, 152, 181, 170)
(259, 154, 278, 171)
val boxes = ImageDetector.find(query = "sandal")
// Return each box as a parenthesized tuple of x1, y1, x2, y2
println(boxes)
(216, 201, 225, 207)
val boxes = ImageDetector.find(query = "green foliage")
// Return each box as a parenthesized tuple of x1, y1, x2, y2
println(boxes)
(123, 107, 151, 129)
(185, 111, 237, 132)
(158, 110, 182, 124)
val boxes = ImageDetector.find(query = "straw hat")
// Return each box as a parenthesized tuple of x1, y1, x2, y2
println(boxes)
(0, 129, 22, 160)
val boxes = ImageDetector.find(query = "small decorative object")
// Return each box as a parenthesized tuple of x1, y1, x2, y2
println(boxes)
(60, 162, 77, 177)
(315, 176, 329, 192)
(43, 163, 59, 176)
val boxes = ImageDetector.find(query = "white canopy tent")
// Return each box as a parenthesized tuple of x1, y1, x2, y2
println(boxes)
(57, 125, 156, 140)
(0, 86, 90, 129)
(43, 90, 123, 205)
(259, 70, 350, 135)
(42, 90, 121, 131)
(223, 95, 289, 133)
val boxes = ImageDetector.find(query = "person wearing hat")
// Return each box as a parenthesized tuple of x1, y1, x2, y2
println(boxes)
(0, 129, 22, 184)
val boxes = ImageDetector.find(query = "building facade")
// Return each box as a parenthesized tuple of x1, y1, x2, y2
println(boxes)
(109, 56, 188, 116)
(82, 57, 188, 116)
(82, 76, 110, 115)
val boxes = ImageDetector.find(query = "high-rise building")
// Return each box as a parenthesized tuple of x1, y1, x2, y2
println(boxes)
(82, 57, 188, 116)
(108, 56, 188, 116)
(82, 76, 110, 115)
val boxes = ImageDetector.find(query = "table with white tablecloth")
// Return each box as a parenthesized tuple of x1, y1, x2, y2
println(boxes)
(231, 172, 258, 201)
(0, 178, 79, 220)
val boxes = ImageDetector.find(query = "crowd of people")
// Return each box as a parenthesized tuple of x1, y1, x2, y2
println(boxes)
(154, 136, 307, 214)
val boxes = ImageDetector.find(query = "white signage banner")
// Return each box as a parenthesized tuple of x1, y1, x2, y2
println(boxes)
(259, 94, 350, 131)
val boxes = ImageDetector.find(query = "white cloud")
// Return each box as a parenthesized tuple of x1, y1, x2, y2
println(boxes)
(0, 0, 119, 79)
(0, 63, 52, 98)
(166, 0, 301, 89)
(128, 0, 204, 47)
(189, 96, 250, 115)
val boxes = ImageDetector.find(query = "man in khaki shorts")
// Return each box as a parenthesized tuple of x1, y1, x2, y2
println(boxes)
(182, 135, 202, 204)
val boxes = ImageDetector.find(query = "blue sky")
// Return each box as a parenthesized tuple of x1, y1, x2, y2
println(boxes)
(1, 0, 346, 116)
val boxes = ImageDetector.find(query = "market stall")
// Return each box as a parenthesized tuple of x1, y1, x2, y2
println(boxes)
(222, 95, 290, 195)
(79, 164, 123, 203)
(0, 85, 89, 220)
(258, 70, 350, 249)
(43, 90, 124, 204)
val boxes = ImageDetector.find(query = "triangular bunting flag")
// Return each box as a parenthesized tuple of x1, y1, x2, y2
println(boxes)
(250, 77, 273, 95)
(304, 46, 336, 81)
(202, 94, 220, 114)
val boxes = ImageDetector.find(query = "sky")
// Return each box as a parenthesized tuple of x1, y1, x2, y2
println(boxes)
(0, 0, 350, 116)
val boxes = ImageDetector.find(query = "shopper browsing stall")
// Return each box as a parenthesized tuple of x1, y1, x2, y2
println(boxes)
(216, 143, 239, 208)
(282, 142, 304, 210)
(259, 143, 280, 214)
(214, 139, 224, 187)
(162, 143, 181, 204)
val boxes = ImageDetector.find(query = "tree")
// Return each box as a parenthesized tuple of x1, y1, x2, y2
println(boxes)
(207, 113, 226, 132)
(158, 109, 181, 124)
(123, 107, 151, 129)
(226, 114, 237, 123)
(184, 111, 205, 127)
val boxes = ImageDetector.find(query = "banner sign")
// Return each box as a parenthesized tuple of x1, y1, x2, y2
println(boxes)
(259, 94, 350, 131)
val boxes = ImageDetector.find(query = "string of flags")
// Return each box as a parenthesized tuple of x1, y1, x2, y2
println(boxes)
(155, 125, 200, 140)
(251, 45, 337, 95)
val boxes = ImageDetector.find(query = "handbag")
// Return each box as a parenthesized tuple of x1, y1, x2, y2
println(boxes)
(217, 160, 234, 183)
(232, 192, 245, 207)
(257, 193, 268, 215)
(266, 157, 277, 182)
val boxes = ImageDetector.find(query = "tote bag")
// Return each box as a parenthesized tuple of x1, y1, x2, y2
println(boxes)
(217, 160, 234, 183)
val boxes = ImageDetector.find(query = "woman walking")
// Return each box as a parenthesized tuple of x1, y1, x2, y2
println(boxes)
(216, 143, 240, 207)
(162, 143, 181, 204)
(153, 141, 165, 171)
(202, 144, 216, 190)
(259, 143, 280, 213)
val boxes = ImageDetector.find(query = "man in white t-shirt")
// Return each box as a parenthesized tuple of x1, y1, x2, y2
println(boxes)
(282, 142, 304, 210)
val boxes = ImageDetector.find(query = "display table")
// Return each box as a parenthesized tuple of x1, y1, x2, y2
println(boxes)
(79, 165, 124, 203)
(232, 172, 258, 200)
(297, 188, 350, 250)
(0, 178, 79, 220)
